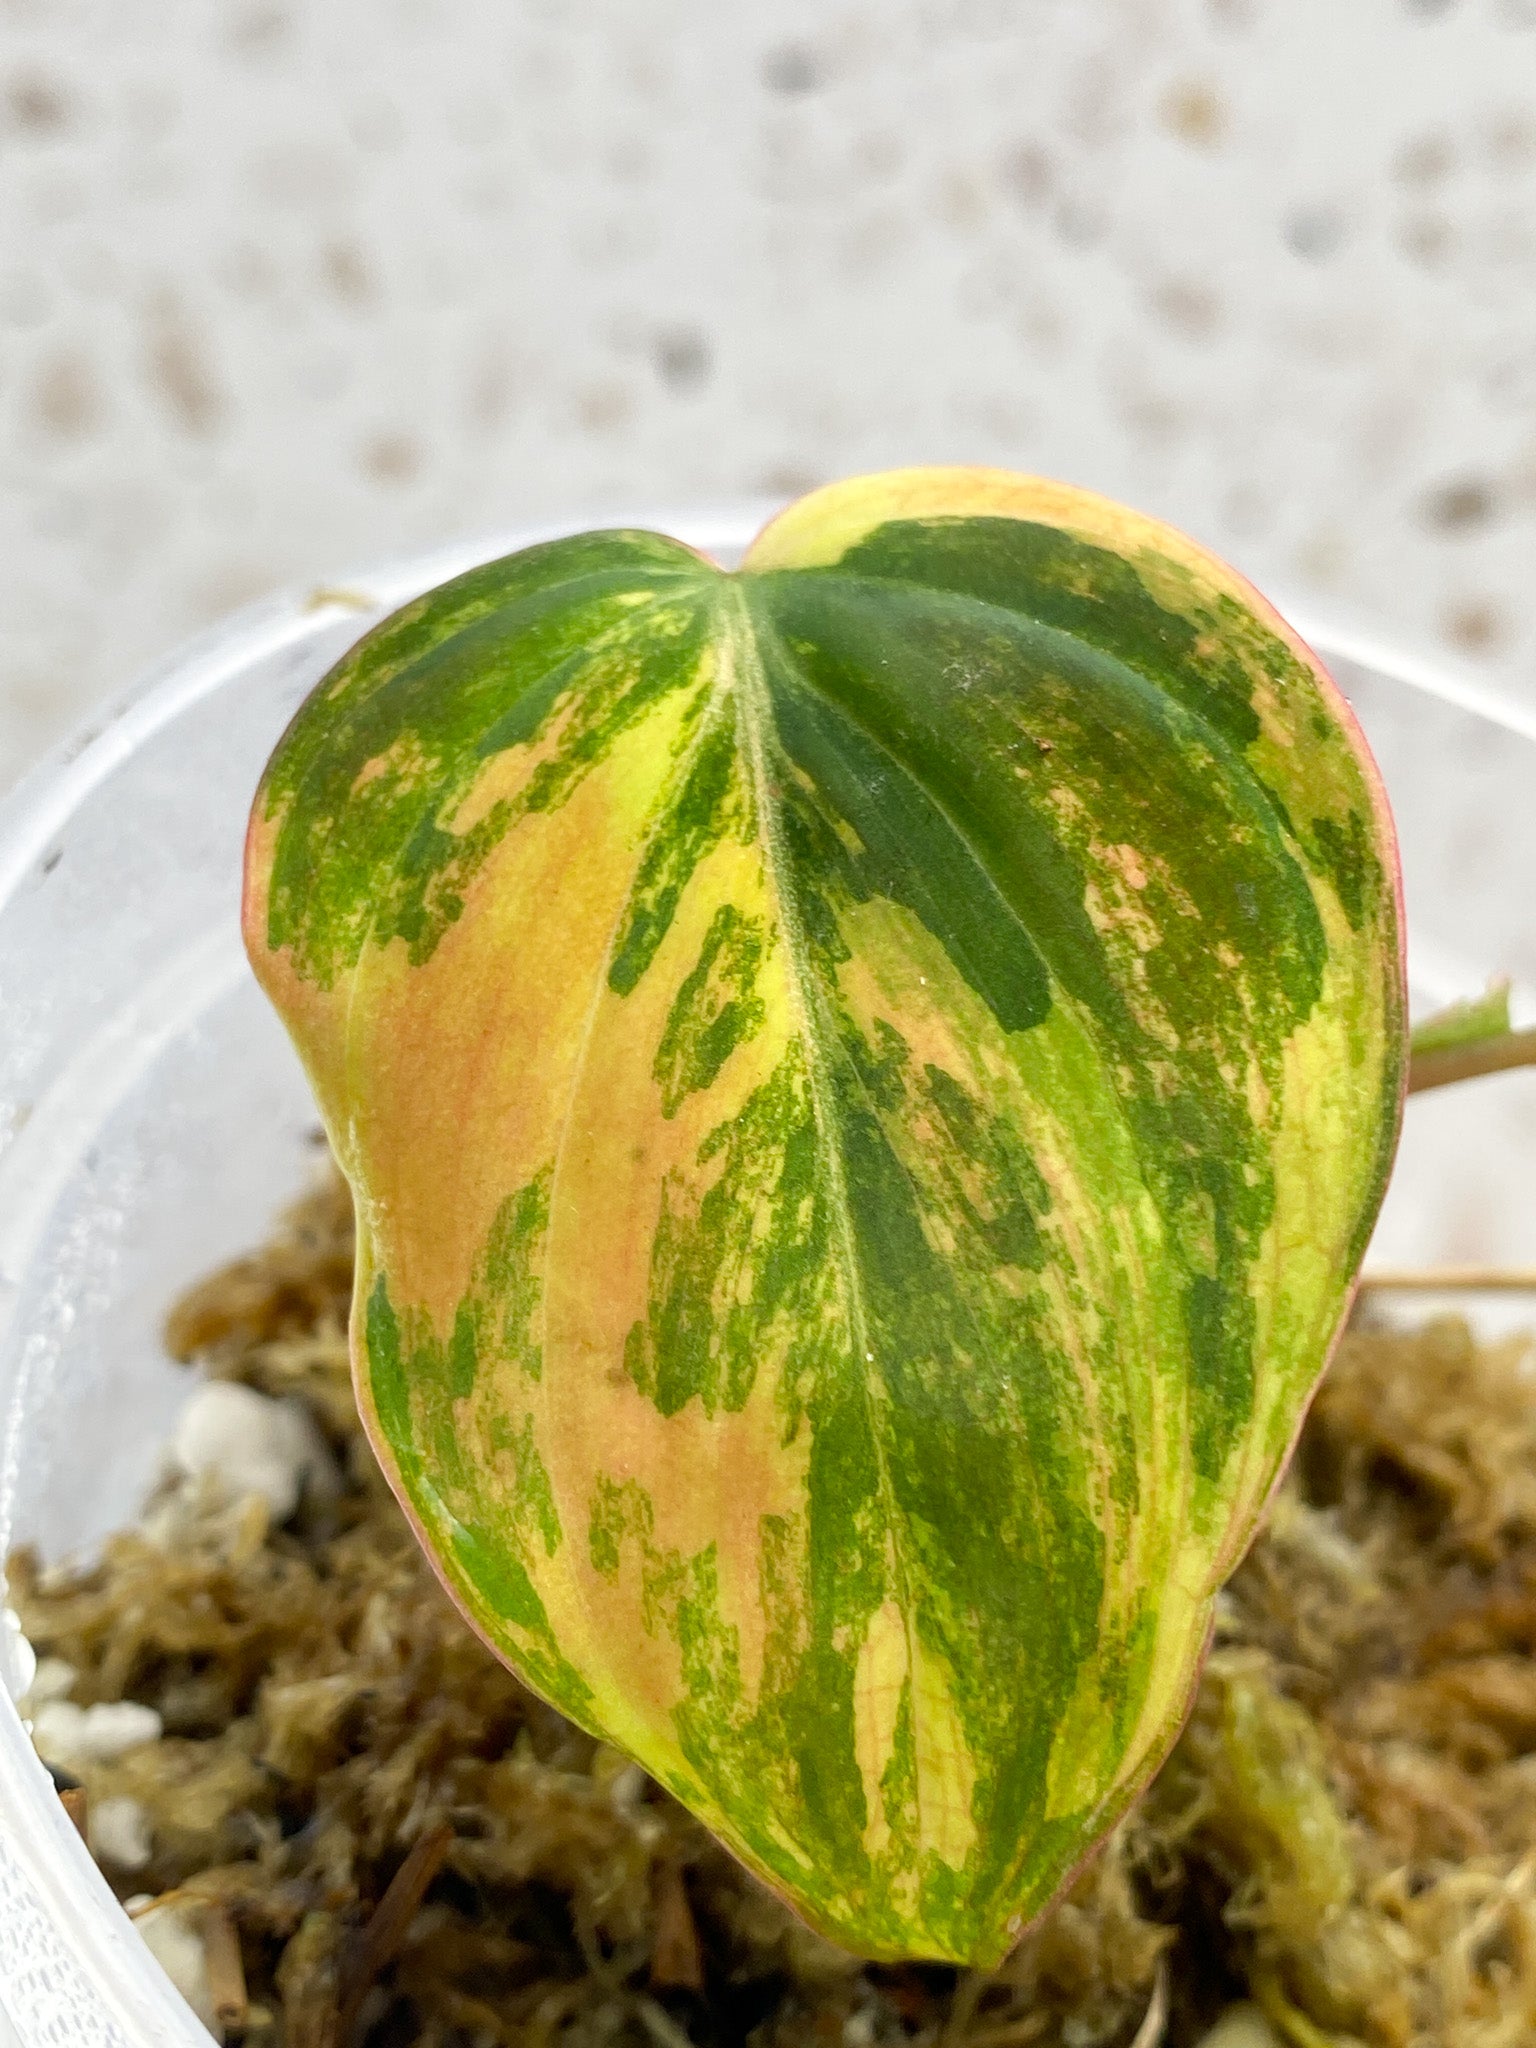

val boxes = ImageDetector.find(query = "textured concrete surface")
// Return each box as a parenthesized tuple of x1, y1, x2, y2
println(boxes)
(1, 0, 1535, 783)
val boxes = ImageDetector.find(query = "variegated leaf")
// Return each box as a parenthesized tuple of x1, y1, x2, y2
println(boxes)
(244, 468, 1406, 1963)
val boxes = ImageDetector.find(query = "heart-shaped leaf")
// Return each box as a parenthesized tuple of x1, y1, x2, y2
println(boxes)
(245, 469, 1405, 1962)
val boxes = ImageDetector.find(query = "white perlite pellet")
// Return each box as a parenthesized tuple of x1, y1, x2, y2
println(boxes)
(89, 1794, 153, 1872)
(171, 1378, 339, 1522)
(31, 1697, 163, 1767)
(25, 1655, 78, 1706)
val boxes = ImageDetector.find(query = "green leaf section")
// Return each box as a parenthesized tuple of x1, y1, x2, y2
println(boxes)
(363, 1233, 592, 1720)
(261, 530, 712, 989)
(750, 550, 1330, 1479)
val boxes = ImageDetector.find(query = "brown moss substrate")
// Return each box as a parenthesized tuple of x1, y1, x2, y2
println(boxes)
(12, 1174, 1536, 2048)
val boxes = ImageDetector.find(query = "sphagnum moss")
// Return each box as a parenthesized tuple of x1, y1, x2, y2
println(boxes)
(14, 1172, 1536, 2048)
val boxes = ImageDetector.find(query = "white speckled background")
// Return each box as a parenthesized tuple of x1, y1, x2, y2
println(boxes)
(3, 0, 1536, 782)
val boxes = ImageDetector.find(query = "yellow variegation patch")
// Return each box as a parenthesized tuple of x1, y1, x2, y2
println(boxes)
(245, 470, 1406, 1962)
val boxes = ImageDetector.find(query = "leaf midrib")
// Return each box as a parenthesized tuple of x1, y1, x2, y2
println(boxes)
(723, 578, 935, 1863)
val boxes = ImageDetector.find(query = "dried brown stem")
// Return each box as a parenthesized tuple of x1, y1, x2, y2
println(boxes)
(649, 1862, 703, 1991)
(201, 1902, 249, 2032)
(1408, 1027, 1536, 1095)
(335, 1821, 453, 2043)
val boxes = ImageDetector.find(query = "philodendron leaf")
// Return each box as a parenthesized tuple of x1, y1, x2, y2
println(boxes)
(244, 468, 1406, 1964)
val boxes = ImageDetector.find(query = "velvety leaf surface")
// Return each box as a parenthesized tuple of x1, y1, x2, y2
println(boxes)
(244, 469, 1405, 1963)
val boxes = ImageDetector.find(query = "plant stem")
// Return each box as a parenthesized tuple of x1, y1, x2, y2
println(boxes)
(649, 1862, 703, 1992)
(1408, 1028, 1536, 1095)
(201, 1903, 249, 2033)
(335, 1821, 453, 2043)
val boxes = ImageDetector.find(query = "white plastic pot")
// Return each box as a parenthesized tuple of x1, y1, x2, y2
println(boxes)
(0, 510, 1532, 2043)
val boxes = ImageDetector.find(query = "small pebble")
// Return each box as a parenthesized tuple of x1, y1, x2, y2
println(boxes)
(32, 1697, 163, 1766)
(89, 1794, 153, 1871)
(1194, 2005, 1283, 2048)
(132, 1899, 218, 2032)
(171, 1379, 339, 1521)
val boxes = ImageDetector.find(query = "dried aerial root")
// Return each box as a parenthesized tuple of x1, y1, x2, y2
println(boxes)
(13, 1175, 1536, 2047)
